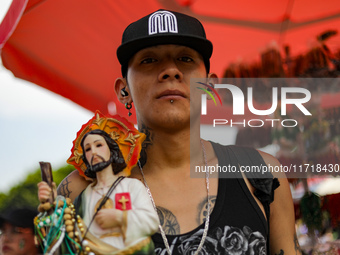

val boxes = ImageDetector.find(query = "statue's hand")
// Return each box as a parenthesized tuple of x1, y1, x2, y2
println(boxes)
(37, 181, 56, 202)
(95, 208, 123, 229)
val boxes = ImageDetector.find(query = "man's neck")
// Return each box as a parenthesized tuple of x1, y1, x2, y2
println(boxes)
(140, 124, 203, 176)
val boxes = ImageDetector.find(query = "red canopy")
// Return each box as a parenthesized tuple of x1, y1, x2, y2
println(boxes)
(1, 0, 340, 120)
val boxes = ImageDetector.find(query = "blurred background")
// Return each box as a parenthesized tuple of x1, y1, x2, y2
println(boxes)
(1, 1, 340, 254)
(0, 0, 93, 195)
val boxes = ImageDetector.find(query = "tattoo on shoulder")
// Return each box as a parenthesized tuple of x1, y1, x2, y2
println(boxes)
(156, 206, 180, 235)
(57, 177, 72, 198)
(275, 250, 284, 255)
(294, 233, 302, 254)
(197, 195, 216, 224)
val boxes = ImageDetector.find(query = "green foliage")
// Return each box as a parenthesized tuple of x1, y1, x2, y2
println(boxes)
(0, 165, 75, 213)
(300, 192, 323, 234)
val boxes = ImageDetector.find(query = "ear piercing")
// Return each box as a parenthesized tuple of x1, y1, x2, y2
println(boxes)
(121, 87, 129, 97)
(125, 102, 132, 116)
(170, 100, 174, 103)
(207, 82, 214, 92)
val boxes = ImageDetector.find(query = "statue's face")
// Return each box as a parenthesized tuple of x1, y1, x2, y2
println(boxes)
(83, 134, 111, 167)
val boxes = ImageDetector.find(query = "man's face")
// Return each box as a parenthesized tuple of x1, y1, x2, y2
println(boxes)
(83, 134, 111, 167)
(0, 223, 36, 255)
(126, 44, 207, 131)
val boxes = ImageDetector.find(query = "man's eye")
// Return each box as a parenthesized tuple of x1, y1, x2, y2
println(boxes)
(85, 147, 91, 152)
(96, 143, 102, 147)
(178, 56, 193, 62)
(141, 58, 157, 64)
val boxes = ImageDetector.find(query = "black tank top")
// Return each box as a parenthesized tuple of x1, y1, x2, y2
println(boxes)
(152, 142, 277, 255)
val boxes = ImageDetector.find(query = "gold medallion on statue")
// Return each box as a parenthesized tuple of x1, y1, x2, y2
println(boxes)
(94, 196, 114, 214)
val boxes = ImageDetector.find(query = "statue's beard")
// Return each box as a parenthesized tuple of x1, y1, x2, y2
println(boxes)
(89, 155, 113, 173)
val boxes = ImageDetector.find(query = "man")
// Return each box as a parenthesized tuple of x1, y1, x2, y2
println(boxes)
(58, 9, 301, 255)
(0, 207, 40, 255)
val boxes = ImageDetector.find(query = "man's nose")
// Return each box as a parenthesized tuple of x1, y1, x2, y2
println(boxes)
(1, 231, 13, 241)
(158, 60, 183, 82)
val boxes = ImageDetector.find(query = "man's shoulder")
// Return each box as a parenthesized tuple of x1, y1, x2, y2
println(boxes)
(256, 150, 286, 179)
(57, 170, 91, 202)
(210, 141, 265, 165)
(210, 141, 282, 168)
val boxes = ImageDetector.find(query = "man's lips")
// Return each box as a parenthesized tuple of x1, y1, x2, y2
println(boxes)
(157, 90, 186, 99)
(2, 245, 11, 252)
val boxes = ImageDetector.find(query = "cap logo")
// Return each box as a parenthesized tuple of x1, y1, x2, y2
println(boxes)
(148, 10, 178, 35)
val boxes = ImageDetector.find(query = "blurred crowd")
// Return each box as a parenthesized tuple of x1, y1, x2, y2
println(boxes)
(0, 207, 42, 255)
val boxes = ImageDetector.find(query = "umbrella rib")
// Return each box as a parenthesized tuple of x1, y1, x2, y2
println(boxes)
(278, 0, 295, 47)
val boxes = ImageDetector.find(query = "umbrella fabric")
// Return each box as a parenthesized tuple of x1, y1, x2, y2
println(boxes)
(1, 0, 340, 118)
(315, 177, 340, 196)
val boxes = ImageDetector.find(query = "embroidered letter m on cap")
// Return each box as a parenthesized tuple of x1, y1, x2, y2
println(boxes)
(148, 10, 178, 35)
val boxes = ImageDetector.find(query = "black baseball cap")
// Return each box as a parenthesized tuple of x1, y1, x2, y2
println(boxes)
(0, 207, 37, 231)
(117, 9, 213, 77)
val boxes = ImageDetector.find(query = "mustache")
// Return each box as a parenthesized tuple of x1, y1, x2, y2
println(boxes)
(90, 155, 106, 166)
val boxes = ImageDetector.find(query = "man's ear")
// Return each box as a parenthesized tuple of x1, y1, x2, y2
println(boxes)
(204, 73, 219, 100)
(114, 77, 132, 104)
(207, 73, 219, 87)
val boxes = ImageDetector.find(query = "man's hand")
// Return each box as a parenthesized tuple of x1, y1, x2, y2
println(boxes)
(37, 181, 56, 203)
(95, 209, 123, 229)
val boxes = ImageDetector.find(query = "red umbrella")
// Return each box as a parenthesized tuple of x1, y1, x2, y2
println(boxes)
(1, 0, 340, 121)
